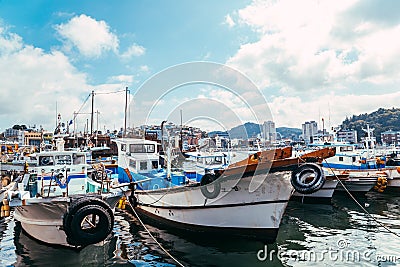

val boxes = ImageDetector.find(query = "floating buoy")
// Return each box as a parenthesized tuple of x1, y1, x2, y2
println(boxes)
(117, 196, 127, 209)
(373, 175, 388, 193)
(1, 199, 10, 217)
(1, 176, 10, 187)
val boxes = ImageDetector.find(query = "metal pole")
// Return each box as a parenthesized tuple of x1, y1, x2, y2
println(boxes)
(73, 112, 76, 135)
(180, 109, 183, 152)
(124, 87, 128, 137)
(91, 90, 94, 135)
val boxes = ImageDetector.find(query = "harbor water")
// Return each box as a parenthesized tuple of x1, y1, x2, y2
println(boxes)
(1, 190, 400, 266)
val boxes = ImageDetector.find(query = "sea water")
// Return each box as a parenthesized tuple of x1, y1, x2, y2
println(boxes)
(1, 190, 400, 266)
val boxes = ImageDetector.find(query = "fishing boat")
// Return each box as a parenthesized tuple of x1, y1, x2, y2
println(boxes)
(291, 176, 339, 203)
(116, 138, 335, 242)
(1, 138, 130, 248)
(302, 125, 400, 193)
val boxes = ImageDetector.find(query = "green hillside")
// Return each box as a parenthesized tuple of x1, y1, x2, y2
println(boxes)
(341, 108, 400, 143)
(228, 122, 301, 140)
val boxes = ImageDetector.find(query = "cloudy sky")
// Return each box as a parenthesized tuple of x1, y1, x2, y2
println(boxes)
(0, 0, 399, 133)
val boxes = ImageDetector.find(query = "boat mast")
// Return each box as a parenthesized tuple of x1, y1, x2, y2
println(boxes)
(362, 124, 375, 159)
(90, 90, 94, 135)
(124, 87, 129, 137)
(180, 109, 183, 152)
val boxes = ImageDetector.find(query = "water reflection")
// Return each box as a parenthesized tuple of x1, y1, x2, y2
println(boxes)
(0, 190, 399, 266)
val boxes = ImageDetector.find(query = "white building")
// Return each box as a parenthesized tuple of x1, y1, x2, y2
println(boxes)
(262, 121, 276, 142)
(337, 129, 358, 143)
(302, 121, 318, 144)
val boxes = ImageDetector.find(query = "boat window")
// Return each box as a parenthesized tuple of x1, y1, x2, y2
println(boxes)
(338, 156, 343, 162)
(214, 156, 222, 163)
(55, 155, 72, 165)
(73, 154, 85, 165)
(130, 144, 156, 153)
(352, 157, 356, 162)
(39, 156, 54, 166)
(152, 160, 158, 169)
(140, 161, 148, 171)
(339, 146, 353, 152)
(130, 144, 155, 153)
(129, 159, 136, 168)
(121, 144, 126, 152)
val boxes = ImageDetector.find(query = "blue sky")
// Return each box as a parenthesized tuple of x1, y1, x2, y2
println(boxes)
(1, 0, 400, 133)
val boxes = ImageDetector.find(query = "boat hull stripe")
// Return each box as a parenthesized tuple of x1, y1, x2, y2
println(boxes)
(137, 199, 289, 209)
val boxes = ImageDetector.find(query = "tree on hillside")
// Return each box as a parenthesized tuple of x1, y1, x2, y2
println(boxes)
(341, 108, 400, 143)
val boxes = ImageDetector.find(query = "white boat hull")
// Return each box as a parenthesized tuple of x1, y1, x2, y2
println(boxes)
(13, 194, 122, 247)
(14, 200, 70, 246)
(133, 171, 293, 242)
(388, 178, 400, 189)
(292, 179, 338, 201)
(335, 178, 376, 193)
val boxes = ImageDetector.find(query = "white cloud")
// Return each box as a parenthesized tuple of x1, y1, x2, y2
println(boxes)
(0, 25, 129, 132)
(120, 44, 146, 59)
(269, 91, 400, 129)
(56, 14, 119, 58)
(225, 0, 400, 128)
(108, 75, 134, 83)
(0, 26, 23, 54)
(224, 14, 236, 28)
(139, 65, 149, 72)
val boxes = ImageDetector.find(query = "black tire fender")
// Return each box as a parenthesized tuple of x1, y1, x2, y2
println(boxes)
(64, 204, 113, 247)
(63, 197, 114, 247)
(200, 174, 221, 199)
(291, 163, 325, 194)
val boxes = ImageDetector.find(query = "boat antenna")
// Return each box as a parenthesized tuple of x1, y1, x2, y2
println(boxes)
(161, 120, 167, 152)
(180, 109, 183, 153)
(91, 90, 94, 136)
(124, 87, 129, 137)
(55, 101, 59, 130)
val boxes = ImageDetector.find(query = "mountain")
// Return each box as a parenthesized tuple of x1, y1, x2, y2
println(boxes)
(228, 122, 261, 139)
(227, 122, 301, 140)
(341, 107, 400, 143)
(277, 127, 302, 140)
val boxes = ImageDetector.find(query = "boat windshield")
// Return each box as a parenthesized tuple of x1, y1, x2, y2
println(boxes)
(130, 144, 155, 153)
(39, 156, 54, 166)
(73, 154, 85, 165)
(55, 155, 72, 165)
(339, 146, 354, 152)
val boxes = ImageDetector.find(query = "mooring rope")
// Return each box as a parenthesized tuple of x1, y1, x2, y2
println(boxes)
(324, 159, 400, 238)
(126, 201, 185, 267)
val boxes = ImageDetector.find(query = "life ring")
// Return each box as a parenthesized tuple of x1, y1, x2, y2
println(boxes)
(40, 157, 50, 166)
(63, 196, 114, 247)
(290, 163, 325, 194)
(200, 174, 221, 199)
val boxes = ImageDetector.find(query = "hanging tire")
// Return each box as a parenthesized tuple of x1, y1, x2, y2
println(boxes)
(63, 196, 114, 247)
(64, 204, 113, 247)
(291, 163, 325, 194)
(200, 174, 221, 199)
(95, 170, 106, 181)
(65, 196, 114, 222)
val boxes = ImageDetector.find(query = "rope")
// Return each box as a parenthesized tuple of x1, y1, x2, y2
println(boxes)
(324, 159, 400, 238)
(126, 201, 185, 267)
(71, 93, 91, 121)
(95, 89, 126, 95)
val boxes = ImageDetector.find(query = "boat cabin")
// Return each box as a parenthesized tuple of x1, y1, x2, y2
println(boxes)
(115, 138, 160, 174)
